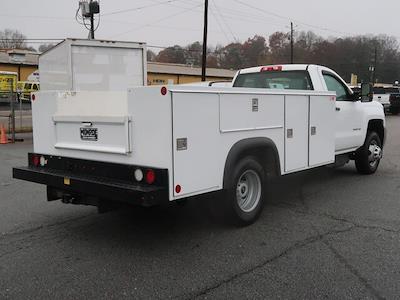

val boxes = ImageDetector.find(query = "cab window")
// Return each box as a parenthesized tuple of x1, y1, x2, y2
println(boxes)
(233, 71, 313, 90)
(323, 73, 349, 101)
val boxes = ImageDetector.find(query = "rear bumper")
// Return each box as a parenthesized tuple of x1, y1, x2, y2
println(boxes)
(13, 154, 169, 207)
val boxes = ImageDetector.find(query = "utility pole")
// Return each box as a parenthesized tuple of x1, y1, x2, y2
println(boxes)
(372, 45, 377, 85)
(201, 0, 209, 82)
(78, 0, 99, 39)
(89, 1, 95, 40)
(290, 22, 294, 64)
(369, 45, 377, 85)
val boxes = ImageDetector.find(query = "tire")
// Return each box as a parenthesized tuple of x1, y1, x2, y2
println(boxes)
(355, 131, 382, 175)
(223, 157, 266, 226)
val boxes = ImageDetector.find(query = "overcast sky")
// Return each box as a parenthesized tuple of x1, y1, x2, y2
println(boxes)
(1, 0, 399, 51)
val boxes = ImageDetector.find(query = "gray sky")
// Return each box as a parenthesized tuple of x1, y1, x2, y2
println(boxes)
(1, 0, 399, 50)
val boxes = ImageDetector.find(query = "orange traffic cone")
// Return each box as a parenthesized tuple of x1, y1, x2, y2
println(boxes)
(0, 124, 8, 144)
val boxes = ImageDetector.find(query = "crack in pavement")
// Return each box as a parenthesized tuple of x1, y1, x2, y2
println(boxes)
(321, 239, 385, 300)
(0, 214, 92, 242)
(289, 188, 388, 300)
(275, 203, 400, 234)
(181, 225, 356, 300)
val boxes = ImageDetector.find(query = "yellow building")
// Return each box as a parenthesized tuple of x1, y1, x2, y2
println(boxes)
(147, 62, 236, 85)
(0, 49, 38, 81)
(0, 50, 236, 84)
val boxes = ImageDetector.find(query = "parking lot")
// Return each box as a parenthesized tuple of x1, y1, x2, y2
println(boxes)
(0, 116, 399, 299)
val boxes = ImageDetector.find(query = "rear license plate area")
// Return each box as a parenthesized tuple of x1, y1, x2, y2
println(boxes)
(80, 128, 98, 141)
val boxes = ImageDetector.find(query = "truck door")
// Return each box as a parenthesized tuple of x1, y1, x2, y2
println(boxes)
(321, 71, 364, 152)
(285, 95, 309, 172)
(309, 95, 335, 166)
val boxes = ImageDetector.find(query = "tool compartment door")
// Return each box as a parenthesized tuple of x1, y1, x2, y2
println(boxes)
(285, 95, 309, 172)
(309, 95, 335, 166)
(172, 92, 220, 198)
(53, 115, 132, 155)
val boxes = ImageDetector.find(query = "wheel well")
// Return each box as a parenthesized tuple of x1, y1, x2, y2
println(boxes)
(223, 138, 281, 189)
(368, 119, 385, 146)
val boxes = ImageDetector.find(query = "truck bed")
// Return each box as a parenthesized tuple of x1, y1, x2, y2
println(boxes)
(30, 86, 336, 201)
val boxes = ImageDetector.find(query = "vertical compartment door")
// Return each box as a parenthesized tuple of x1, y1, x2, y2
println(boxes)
(309, 95, 335, 167)
(285, 95, 309, 172)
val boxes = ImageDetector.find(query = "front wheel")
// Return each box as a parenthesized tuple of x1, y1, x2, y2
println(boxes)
(355, 131, 382, 175)
(224, 157, 266, 226)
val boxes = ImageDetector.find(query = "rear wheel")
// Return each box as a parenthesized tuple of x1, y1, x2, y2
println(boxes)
(355, 131, 382, 175)
(224, 157, 266, 226)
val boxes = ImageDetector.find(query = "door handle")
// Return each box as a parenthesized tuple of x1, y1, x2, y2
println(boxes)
(287, 129, 293, 138)
(311, 126, 317, 136)
(335, 107, 341, 111)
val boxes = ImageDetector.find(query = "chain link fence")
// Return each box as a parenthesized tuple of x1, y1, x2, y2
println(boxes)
(0, 77, 31, 143)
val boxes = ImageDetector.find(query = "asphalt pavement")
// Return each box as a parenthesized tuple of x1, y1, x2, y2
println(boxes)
(0, 116, 399, 299)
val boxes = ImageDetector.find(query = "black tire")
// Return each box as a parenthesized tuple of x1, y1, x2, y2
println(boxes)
(223, 157, 266, 226)
(355, 131, 382, 175)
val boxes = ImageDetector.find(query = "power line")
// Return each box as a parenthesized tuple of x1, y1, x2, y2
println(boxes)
(232, 0, 354, 37)
(111, 2, 203, 38)
(208, 2, 230, 43)
(210, 0, 237, 42)
(101, 0, 182, 17)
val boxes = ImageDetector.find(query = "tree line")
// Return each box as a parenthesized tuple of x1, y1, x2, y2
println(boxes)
(2, 28, 399, 83)
(149, 32, 400, 84)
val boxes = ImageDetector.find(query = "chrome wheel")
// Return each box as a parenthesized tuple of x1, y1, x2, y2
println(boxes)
(368, 141, 382, 168)
(236, 170, 261, 213)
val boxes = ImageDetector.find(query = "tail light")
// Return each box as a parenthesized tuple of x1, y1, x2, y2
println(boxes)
(261, 65, 283, 72)
(31, 154, 40, 167)
(145, 169, 156, 184)
(31, 154, 47, 167)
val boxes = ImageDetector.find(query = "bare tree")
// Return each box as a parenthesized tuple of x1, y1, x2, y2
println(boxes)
(0, 29, 27, 49)
(38, 43, 55, 53)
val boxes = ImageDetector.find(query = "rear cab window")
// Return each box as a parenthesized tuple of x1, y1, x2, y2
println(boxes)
(233, 71, 313, 90)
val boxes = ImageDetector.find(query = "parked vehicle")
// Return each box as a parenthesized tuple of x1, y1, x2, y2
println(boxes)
(0, 71, 17, 103)
(17, 81, 40, 101)
(13, 64, 385, 226)
(372, 86, 400, 112)
(389, 92, 400, 115)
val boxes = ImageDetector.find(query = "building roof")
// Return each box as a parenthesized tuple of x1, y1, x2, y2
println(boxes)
(147, 62, 237, 78)
(0, 49, 237, 78)
(0, 49, 39, 66)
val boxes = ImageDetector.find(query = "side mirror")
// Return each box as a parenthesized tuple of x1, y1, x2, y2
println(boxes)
(350, 90, 360, 101)
(361, 83, 373, 102)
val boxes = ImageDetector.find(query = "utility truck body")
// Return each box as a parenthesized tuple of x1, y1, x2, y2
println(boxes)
(13, 64, 385, 225)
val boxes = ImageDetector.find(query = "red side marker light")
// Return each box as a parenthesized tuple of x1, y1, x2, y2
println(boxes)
(261, 65, 283, 72)
(161, 86, 167, 96)
(145, 169, 156, 184)
(31, 94, 36, 101)
(175, 185, 182, 194)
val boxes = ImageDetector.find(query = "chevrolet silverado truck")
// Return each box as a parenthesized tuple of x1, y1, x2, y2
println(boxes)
(13, 64, 385, 226)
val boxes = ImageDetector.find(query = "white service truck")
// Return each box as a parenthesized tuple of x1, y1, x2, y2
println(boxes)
(13, 64, 385, 225)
